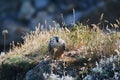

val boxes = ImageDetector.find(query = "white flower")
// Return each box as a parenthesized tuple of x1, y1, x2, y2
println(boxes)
(48, 73, 59, 80)
(0, 52, 5, 56)
(99, 58, 105, 67)
(114, 72, 119, 80)
(109, 55, 113, 62)
(61, 75, 75, 80)
(92, 67, 103, 74)
(43, 73, 50, 79)
(84, 75, 92, 80)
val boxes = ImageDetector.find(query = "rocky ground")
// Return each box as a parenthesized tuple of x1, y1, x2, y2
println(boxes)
(0, 48, 120, 80)
(25, 50, 120, 80)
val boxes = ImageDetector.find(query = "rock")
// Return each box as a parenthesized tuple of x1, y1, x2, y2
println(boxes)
(83, 55, 120, 80)
(34, 0, 50, 9)
(25, 59, 77, 80)
(18, 1, 35, 20)
(25, 60, 50, 80)
(65, 11, 82, 25)
(67, 68, 77, 77)
(29, 11, 54, 30)
(47, 3, 58, 13)
(80, 0, 120, 25)
(25, 70, 45, 80)
(55, 0, 75, 10)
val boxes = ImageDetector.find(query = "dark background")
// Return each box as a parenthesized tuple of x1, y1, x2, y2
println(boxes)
(0, 0, 120, 52)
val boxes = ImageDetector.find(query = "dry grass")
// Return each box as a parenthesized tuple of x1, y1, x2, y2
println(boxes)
(0, 21, 120, 64)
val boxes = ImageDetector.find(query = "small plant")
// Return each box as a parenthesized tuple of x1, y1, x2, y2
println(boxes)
(0, 55, 36, 80)
(2, 29, 8, 54)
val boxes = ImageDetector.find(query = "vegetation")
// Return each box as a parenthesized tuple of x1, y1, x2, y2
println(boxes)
(0, 19, 120, 80)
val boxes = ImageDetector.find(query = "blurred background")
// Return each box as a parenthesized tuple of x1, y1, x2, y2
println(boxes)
(0, 0, 120, 52)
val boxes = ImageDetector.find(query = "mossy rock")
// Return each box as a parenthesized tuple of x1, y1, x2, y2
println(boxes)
(0, 55, 37, 80)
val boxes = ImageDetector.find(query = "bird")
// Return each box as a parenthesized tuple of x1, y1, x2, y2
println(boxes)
(48, 36, 66, 59)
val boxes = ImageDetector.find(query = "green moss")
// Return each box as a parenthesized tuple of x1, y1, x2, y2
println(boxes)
(0, 55, 37, 80)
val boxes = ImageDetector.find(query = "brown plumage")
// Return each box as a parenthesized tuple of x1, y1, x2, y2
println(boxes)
(48, 36, 66, 59)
